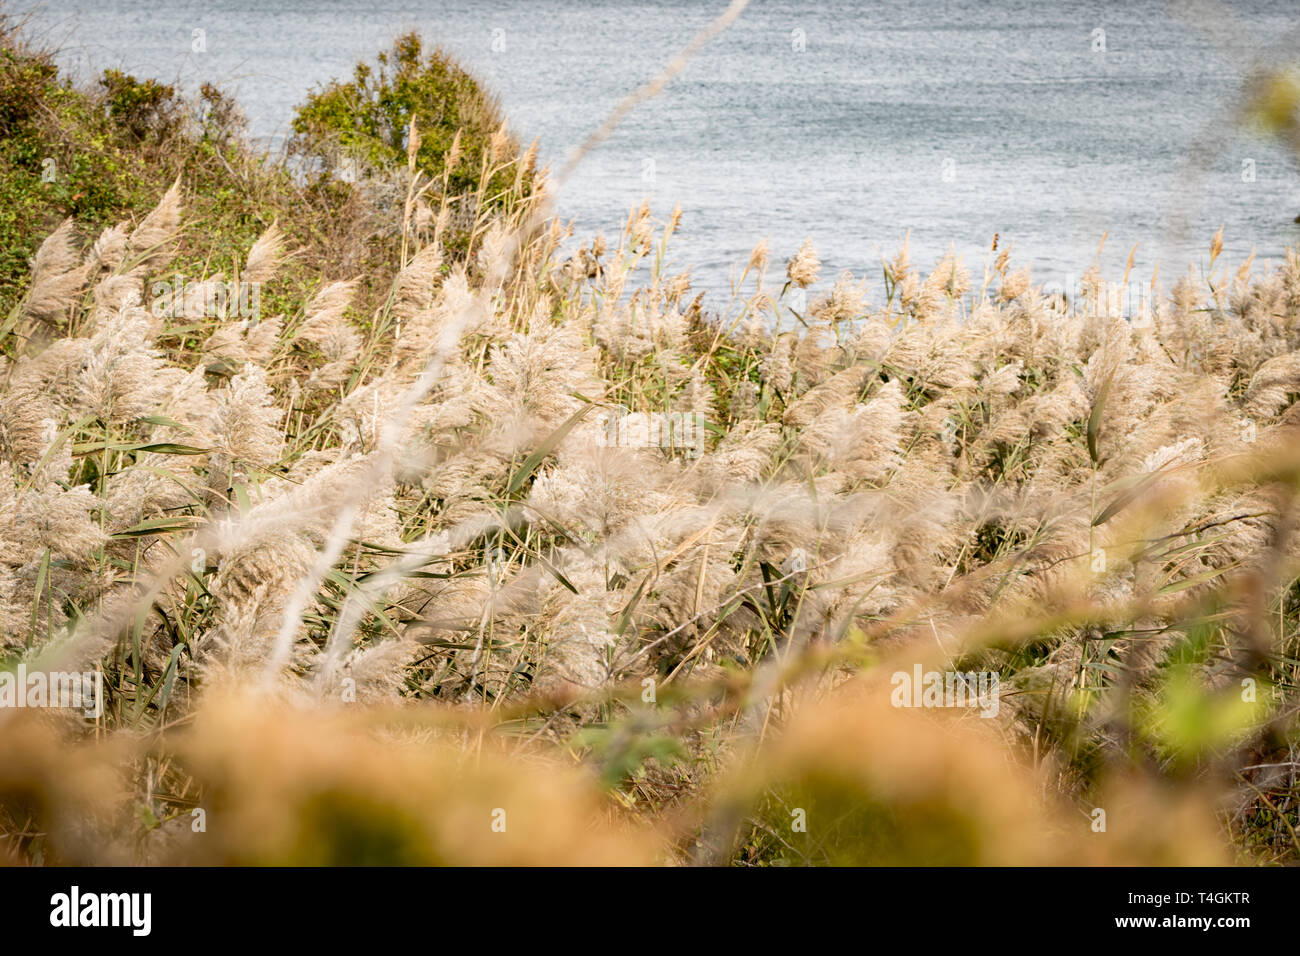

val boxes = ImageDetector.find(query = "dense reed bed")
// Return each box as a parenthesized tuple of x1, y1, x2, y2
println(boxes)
(3, 12, 1300, 866)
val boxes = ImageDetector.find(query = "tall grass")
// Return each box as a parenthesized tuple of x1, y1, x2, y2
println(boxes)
(3, 9, 1300, 866)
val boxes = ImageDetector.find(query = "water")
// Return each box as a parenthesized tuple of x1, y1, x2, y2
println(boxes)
(18, 0, 1300, 302)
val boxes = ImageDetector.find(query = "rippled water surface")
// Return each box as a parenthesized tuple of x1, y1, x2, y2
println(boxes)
(20, 0, 1300, 297)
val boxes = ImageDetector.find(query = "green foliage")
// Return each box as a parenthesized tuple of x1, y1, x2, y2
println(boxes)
(291, 31, 528, 202)
(0, 25, 524, 330)
(0, 43, 149, 306)
(0, 39, 56, 135)
(0, 27, 402, 345)
(572, 718, 687, 789)
(99, 68, 181, 141)
(0, 38, 205, 312)
(741, 782, 986, 866)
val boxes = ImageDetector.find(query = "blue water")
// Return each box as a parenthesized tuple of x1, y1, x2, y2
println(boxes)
(18, 0, 1300, 300)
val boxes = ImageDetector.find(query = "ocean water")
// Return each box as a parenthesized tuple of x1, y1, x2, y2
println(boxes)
(18, 0, 1300, 301)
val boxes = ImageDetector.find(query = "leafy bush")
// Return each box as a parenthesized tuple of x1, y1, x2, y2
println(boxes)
(99, 68, 181, 142)
(0, 18, 407, 341)
(291, 32, 532, 204)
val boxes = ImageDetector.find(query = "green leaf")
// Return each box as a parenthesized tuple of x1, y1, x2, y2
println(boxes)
(505, 403, 595, 496)
(1093, 471, 1162, 526)
(1086, 373, 1113, 466)
(112, 516, 201, 538)
(1158, 562, 1241, 595)
(73, 440, 208, 456)
(616, 573, 651, 637)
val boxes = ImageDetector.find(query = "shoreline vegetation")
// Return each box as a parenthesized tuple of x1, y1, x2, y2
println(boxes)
(4, 9, 1300, 866)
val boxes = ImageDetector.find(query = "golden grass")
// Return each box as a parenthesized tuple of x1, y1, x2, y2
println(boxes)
(2, 104, 1300, 863)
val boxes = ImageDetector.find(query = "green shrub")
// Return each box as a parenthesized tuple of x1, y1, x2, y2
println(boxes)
(291, 32, 531, 205)
(99, 68, 181, 142)
(0, 20, 390, 337)
(0, 41, 56, 136)
(0, 20, 526, 327)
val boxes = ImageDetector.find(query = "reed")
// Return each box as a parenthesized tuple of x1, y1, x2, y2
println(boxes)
(2, 12, 1299, 866)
